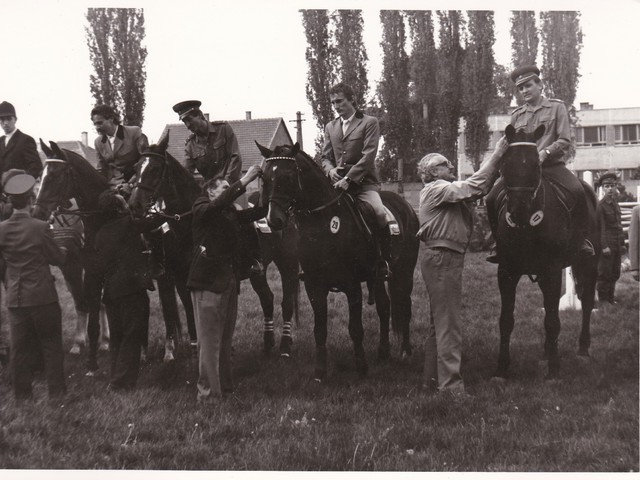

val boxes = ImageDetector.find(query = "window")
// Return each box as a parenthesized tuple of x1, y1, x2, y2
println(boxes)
(576, 126, 606, 146)
(614, 124, 640, 145)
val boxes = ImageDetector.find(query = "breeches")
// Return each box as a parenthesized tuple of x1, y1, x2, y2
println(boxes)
(597, 248, 622, 300)
(356, 189, 388, 229)
(420, 248, 465, 392)
(191, 281, 238, 401)
(9, 302, 65, 399)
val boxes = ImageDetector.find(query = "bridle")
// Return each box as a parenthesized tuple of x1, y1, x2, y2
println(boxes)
(503, 142, 543, 199)
(263, 154, 343, 216)
(502, 141, 545, 228)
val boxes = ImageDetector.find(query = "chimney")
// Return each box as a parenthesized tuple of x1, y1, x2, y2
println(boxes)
(81, 131, 88, 146)
(580, 102, 593, 111)
(246, 111, 252, 120)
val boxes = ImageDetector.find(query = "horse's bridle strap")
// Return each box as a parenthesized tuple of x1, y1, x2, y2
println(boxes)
(507, 142, 537, 148)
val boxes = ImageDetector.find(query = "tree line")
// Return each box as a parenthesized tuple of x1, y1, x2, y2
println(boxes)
(302, 10, 583, 184)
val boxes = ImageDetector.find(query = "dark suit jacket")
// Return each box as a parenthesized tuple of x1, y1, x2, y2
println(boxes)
(94, 125, 149, 186)
(0, 129, 43, 185)
(321, 111, 380, 189)
(0, 211, 66, 307)
(187, 182, 266, 293)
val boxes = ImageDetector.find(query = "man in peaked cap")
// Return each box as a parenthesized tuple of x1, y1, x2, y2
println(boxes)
(0, 102, 43, 186)
(595, 170, 625, 304)
(0, 169, 68, 401)
(485, 64, 594, 263)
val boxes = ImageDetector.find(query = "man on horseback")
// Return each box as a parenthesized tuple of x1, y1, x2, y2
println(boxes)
(321, 82, 392, 279)
(486, 65, 594, 263)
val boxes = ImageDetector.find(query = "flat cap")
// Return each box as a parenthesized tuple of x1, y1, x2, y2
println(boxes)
(172, 100, 202, 121)
(597, 170, 620, 186)
(511, 65, 541, 87)
(0, 101, 16, 118)
(3, 170, 35, 195)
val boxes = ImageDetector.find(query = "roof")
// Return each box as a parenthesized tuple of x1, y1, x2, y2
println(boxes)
(160, 117, 293, 170)
(37, 141, 99, 168)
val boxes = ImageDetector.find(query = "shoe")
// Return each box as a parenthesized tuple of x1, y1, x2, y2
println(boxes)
(486, 248, 499, 264)
(579, 239, 595, 257)
(376, 260, 392, 280)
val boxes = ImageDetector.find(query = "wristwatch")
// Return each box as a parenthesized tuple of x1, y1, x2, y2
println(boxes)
(544, 149, 551, 157)
(345, 176, 352, 184)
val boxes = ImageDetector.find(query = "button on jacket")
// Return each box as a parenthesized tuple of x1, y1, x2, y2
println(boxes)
(0, 211, 66, 307)
(185, 122, 242, 183)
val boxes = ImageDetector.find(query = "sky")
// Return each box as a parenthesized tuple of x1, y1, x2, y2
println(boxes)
(1, 0, 639, 152)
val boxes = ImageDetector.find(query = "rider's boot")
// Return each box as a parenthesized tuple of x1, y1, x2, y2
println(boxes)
(376, 225, 393, 280)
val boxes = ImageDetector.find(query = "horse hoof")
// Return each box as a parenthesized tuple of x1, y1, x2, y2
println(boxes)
(490, 376, 507, 384)
(163, 351, 175, 363)
(279, 336, 292, 357)
(577, 348, 590, 357)
(313, 377, 322, 383)
(69, 345, 81, 355)
(400, 350, 412, 363)
(263, 331, 275, 354)
(98, 342, 109, 352)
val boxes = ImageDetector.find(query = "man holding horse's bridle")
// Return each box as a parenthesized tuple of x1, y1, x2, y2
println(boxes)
(486, 65, 595, 263)
(321, 82, 392, 279)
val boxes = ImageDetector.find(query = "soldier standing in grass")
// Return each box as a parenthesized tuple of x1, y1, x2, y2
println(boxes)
(595, 170, 625, 304)
(416, 138, 508, 395)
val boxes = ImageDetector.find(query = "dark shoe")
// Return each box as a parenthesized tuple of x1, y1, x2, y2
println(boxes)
(279, 335, 293, 358)
(579, 239, 595, 257)
(249, 259, 264, 276)
(486, 248, 499, 264)
(376, 260, 392, 280)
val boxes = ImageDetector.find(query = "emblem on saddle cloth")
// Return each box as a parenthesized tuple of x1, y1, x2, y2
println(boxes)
(330, 216, 341, 234)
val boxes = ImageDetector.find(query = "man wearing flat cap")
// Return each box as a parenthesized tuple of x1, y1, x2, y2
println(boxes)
(595, 170, 624, 304)
(91, 104, 149, 194)
(486, 65, 594, 263)
(0, 101, 43, 187)
(0, 169, 68, 401)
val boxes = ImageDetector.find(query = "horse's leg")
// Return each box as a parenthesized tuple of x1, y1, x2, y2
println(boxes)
(494, 267, 521, 379)
(84, 270, 103, 373)
(274, 252, 300, 358)
(249, 270, 276, 354)
(538, 269, 563, 379)
(156, 272, 180, 362)
(98, 305, 110, 351)
(305, 279, 329, 381)
(345, 280, 367, 377)
(172, 254, 197, 345)
(60, 260, 89, 355)
(390, 264, 414, 360)
(373, 278, 391, 362)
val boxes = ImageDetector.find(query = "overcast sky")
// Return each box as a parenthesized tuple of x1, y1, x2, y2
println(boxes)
(1, 0, 638, 152)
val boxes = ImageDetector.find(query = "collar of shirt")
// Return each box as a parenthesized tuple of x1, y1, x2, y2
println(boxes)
(341, 112, 356, 135)
(4, 128, 17, 146)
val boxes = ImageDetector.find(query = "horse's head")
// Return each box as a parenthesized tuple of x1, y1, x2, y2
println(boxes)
(129, 132, 170, 217)
(256, 141, 300, 231)
(501, 124, 545, 227)
(33, 140, 74, 220)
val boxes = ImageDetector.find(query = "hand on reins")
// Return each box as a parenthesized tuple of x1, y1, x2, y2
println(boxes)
(328, 167, 343, 183)
(333, 177, 349, 191)
(240, 165, 263, 187)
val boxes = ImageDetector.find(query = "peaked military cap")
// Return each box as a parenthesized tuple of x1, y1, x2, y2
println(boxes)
(3, 169, 35, 195)
(511, 65, 541, 87)
(596, 170, 620, 186)
(173, 100, 202, 121)
(0, 101, 16, 118)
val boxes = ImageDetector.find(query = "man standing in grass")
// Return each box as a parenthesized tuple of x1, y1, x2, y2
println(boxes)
(416, 138, 507, 395)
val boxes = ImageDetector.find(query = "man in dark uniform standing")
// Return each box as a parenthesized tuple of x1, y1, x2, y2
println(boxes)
(0, 170, 67, 401)
(0, 101, 42, 181)
(486, 65, 594, 263)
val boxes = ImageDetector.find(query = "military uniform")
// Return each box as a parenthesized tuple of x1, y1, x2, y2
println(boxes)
(184, 122, 242, 183)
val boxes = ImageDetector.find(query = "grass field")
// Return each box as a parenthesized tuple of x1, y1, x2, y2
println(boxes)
(0, 250, 638, 471)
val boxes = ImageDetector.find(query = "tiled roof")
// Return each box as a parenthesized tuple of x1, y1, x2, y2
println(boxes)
(160, 117, 293, 170)
(37, 141, 99, 168)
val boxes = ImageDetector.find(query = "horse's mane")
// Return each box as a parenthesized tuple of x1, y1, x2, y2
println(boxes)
(60, 148, 110, 197)
(163, 150, 201, 201)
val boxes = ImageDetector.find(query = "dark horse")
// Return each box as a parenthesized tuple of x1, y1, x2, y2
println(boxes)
(33, 141, 111, 371)
(257, 142, 419, 380)
(487, 124, 599, 380)
(128, 133, 300, 357)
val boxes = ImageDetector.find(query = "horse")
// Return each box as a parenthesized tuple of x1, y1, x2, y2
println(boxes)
(127, 133, 301, 357)
(257, 142, 419, 381)
(33, 140, 111, 371)
(486, 124, 599, 380)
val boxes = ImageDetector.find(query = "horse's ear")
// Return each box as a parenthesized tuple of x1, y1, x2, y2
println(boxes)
(533, 124, 545, 142)
(157, 129, 170, 152)
(291, 143, 300, 157)
(50, 141, 64, 160)
(505, 124, 516, 143)
(40, 138, 53, 158)
(255, 141, 273, 158)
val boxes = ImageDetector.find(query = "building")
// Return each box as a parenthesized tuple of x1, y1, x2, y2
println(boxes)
(458, 104, 640, 196)
(37, 132, 99, 168)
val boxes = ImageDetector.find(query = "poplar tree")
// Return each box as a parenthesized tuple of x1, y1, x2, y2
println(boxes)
(510, 11, 538, 67)
(86, 8, 147, 127)
(333, 10, 369, 109)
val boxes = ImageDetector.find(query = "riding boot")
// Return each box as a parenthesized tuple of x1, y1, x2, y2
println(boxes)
(376, 225, 393, 280)
(239, 225, 264, 279)
(572, 194, 595, 258)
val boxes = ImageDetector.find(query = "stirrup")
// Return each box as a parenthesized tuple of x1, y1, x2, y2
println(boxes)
(579, 239, 595, 257)
(486, 248, 499, 264)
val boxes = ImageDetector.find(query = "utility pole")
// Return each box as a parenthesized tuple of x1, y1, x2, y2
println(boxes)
(289, 111, 305, 150)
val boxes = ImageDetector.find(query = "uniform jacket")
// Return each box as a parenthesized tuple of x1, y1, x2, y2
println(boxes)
(94, 214, 165, 302)
(418, 152, 501, 253)
(0, 129, 43, 184)
(321, 111, 380, 190)
(95, 125, 149, 186)
(597, 195, 625, 251)
(187, 181, 266, 293)
(185, 122, 242, 183)
(510, 97, 570, 166)
(0, 211, 66, 307)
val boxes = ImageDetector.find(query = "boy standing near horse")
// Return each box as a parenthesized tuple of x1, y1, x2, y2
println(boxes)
(486, 65, 594, 263)
(321, 82, 392, 279)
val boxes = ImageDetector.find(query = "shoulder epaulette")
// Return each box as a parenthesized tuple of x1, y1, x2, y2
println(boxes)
(185, 133, 195, 144)
(549, 98, 565, 104)
(511, 104, 526, 114)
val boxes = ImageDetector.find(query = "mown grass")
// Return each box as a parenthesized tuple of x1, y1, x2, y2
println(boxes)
(0, 250, 637, 471)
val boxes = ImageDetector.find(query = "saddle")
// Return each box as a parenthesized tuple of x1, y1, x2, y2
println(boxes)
(342, 193, 400, 241)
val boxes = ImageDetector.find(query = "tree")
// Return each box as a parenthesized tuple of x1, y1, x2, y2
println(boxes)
(435, 11, 465, 169)
(333, 10, 369, 109)
(491, 63, 513, 114)
(406, 10, 438, 167)
(301, 10, 337, 153)
(86, 8, 147, 127)
(462, 11, 496, 172)
(510, 11, 538, 67)
(378, 10, 412, 191)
